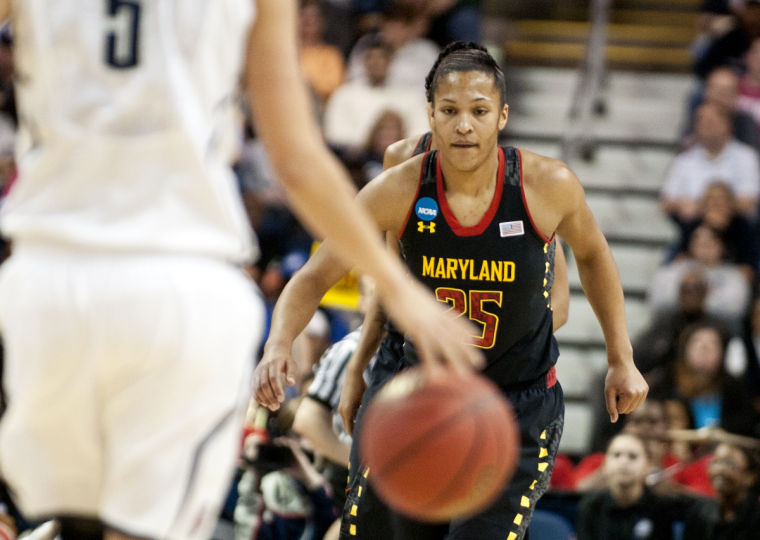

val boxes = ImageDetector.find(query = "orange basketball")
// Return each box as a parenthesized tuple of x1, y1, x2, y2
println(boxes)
(359, 367, 520, 522)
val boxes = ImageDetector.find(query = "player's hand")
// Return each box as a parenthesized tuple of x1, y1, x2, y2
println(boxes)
(253, 346, 297, 411)
(379, 279, 484, 377)
(339, 367, 367, 436)
(604, 360, 648, 423)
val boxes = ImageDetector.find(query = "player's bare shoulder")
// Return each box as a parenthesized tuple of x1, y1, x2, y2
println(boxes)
(384, 136, 423, 169)
(358, 153, 426, 234)
(517, 148, 585, 234)
(363, 152, 425, 197)
(518, 148, 578, 192)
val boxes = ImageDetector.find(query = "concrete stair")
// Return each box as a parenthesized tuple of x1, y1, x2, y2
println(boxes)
(499, 0, 701, 72)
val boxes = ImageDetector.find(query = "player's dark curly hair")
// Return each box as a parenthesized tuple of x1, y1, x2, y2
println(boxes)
(424, 41, 507, 106)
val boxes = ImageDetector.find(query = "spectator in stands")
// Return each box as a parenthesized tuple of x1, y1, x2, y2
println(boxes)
(358, 109, 406, 182)
(576, 432, 701, 540)
(744, 296, 760, 394)
(323, 37, 427, 151)
(683, 441, 760, 540)
(676, 181, 757, 281)
(298, 0, 346, 113)
(723, 296, 760, 415)
(346, 3, 439, 89)
(683, 66, 760, 151)
(575, 399, 714, 496)
(313, 0, 357, 55)
(693, 1, 736, 64)
(661, 102, 760, 223)
(235, 126, 313, 269)
(737, 36, 760, 125)
(647, 321, 759, 437)
(414, 0, 483, 45)
(695, 0, 760, 79)
(635, 268, 727, 375)
(649, 224, 751, 330)
(236, 400, 337, 540)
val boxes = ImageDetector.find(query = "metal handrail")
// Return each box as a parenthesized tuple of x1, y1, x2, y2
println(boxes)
(561, 0, 611, 162)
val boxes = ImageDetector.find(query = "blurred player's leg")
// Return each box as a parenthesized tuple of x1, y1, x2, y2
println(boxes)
(0, 250, 263, 539)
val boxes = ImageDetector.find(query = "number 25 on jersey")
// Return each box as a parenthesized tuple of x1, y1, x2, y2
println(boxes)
(436, 287, 502, 350)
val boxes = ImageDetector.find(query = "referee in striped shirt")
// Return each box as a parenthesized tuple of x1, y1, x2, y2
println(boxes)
(293, 328, 375, 515)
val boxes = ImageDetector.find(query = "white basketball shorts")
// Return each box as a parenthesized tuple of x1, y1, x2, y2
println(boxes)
(0, 245, 264, 539)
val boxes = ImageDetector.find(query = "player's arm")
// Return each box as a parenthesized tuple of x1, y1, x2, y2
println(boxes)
(246, 0, 481, 381)
(255, 244, 350, 410)
(548, 164, 648, 423)
(245, 0, 389, 283)
(551, 238, 569, 331)
(293, 397, 350, 466)
(0, 1, 9, 22)
(256, 163, 414, 411)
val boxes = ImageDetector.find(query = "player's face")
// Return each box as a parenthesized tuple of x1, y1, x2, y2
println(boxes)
(428, 70, 508, 172)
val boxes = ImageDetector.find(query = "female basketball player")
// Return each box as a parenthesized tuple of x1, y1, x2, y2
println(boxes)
(254, 42, 647, 540)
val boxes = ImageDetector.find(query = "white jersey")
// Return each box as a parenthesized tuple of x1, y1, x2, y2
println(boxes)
(2, 0, 258, 263)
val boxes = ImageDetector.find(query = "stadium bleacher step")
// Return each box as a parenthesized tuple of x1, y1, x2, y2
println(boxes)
(503, 67, 693, 145)
(500, 0, 699, 71)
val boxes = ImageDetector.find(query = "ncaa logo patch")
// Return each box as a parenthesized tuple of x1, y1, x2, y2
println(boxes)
(415, 197, 438, 221)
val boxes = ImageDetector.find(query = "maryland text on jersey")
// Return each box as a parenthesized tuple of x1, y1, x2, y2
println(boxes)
(421, 255, 516, 282)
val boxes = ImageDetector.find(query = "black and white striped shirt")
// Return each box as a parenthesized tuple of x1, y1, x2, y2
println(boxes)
(307, 328, 374, 442)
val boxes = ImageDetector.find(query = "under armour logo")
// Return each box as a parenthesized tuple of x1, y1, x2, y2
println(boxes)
(417, 221, 436, 233)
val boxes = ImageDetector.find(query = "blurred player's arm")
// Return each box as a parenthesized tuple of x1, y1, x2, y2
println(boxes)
(293, 397, 350, 466)
(246, 0, 481, 393)
(245, 0, 389, 283)
(551, 238, 569, 331)
(0, 2, 8, 21)
(337, 135, 425, 433)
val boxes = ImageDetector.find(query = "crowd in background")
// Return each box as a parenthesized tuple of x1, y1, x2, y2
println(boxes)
(0, 1, 759, 539)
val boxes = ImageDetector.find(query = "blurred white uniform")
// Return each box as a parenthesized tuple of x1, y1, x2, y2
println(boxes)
(0, 1, 264, 538)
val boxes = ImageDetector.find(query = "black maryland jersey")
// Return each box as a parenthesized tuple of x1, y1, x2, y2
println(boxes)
(400, 146, 559, 385)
